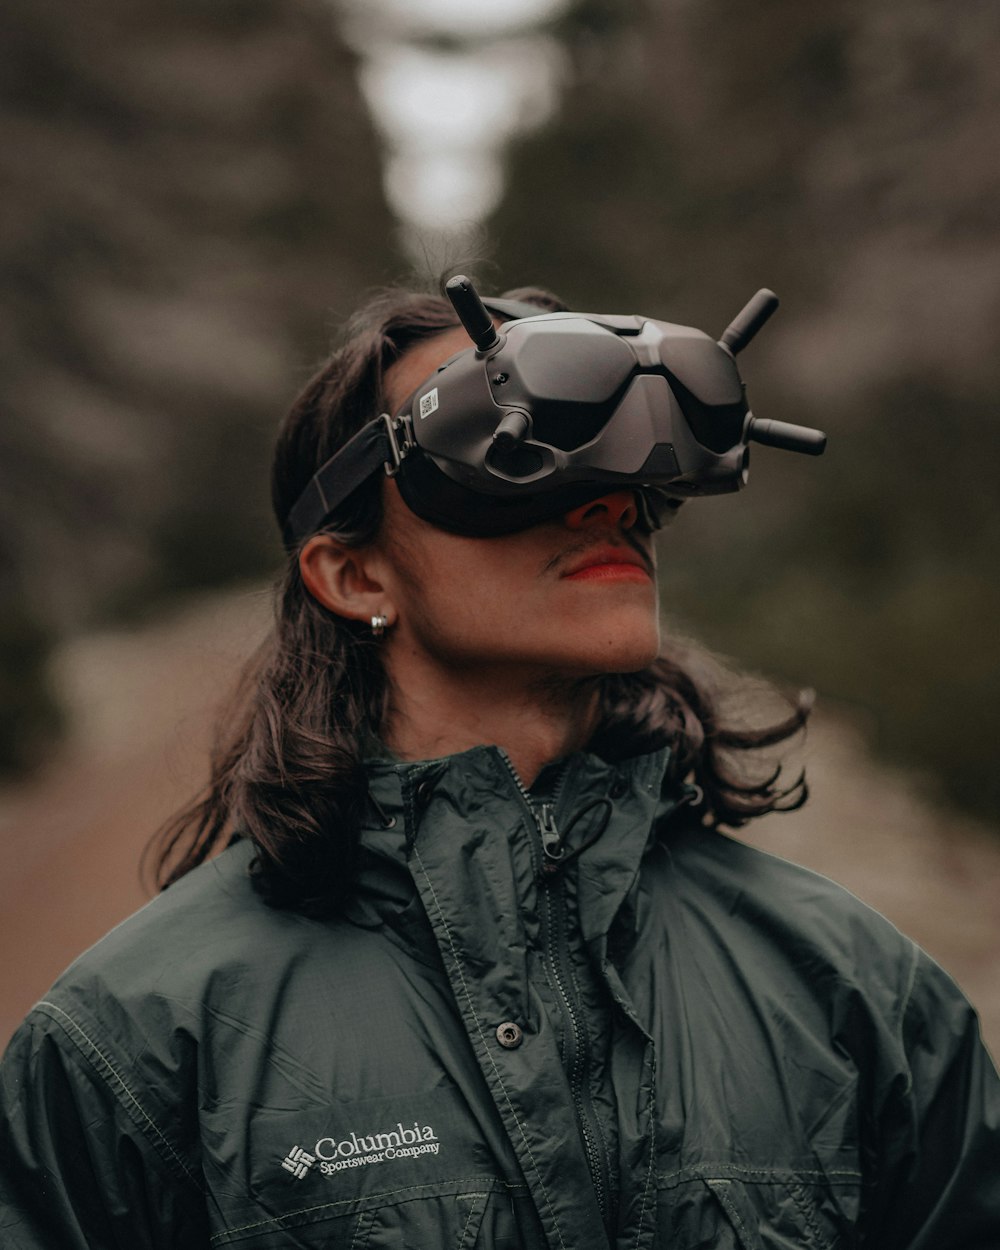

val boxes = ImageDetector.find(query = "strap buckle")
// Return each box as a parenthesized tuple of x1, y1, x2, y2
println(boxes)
(381, 412, 414, 477)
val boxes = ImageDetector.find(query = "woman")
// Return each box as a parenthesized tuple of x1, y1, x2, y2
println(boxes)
(1, 284, 998, 1248)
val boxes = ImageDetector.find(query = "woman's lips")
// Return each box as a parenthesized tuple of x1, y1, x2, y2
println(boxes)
(562, 557, 652, 583)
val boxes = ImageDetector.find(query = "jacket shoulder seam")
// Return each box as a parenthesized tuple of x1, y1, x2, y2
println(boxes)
(896, 940, 920, 1025)
(34, 999, 206, 1193)
(895, 941, 921, 1096)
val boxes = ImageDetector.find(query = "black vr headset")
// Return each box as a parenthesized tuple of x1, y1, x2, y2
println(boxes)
(284, 275, 826, 544)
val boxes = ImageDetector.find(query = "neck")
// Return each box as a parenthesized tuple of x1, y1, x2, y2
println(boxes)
(382, 657, 599, 788)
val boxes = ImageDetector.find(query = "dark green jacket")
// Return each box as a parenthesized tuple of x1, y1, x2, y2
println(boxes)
(2, 747, 998, 1247)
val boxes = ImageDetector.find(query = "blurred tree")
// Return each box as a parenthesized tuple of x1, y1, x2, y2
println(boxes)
(0, 0, 400, 773)
(489, 0, 1000, 821)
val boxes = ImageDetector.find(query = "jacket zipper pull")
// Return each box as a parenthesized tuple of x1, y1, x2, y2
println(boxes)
(535, 802, 564, 875)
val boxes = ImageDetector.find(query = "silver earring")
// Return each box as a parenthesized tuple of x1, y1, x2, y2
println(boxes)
(370, 613, 389, 639)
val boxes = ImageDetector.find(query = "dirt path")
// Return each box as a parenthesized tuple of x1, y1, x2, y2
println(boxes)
(0, 586, 272, 1045)
(2, 587, 998, 1056)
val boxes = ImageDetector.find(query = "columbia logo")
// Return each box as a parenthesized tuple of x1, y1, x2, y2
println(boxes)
(281, 1146, 315, 1179)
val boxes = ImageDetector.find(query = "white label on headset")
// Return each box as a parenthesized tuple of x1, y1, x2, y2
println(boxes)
(419, 388, 439, 420)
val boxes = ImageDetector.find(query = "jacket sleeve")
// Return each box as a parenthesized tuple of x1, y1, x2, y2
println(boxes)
(863, 945, 1000, 1248)
(0, 1007, 210, 1250)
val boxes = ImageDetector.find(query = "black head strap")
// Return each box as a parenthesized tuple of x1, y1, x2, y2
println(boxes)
(284, 418, 392, 547)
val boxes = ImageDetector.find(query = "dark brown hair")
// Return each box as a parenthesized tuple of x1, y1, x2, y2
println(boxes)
(150, 283, 809, 916)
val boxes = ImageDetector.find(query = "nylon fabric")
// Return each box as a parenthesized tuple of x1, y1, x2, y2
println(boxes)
(1, 744, 999, 1248)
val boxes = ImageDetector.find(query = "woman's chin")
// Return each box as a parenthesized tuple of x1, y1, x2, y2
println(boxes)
(563, 628, 662, 677)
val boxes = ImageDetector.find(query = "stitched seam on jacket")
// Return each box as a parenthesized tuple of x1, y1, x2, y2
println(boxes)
(349, 1209, 374, 1250)
(34, 999, 205, 1192)
(459, 1192, 489, 1248)
(708, 1179, 754, 1246)
(634, 1044, 656, 1250)
(410, 842, 569, 1250)
(788, 1181, 827, 1249)
(211, 1177, 506, 1241)
(657, 1164, 863, 1186)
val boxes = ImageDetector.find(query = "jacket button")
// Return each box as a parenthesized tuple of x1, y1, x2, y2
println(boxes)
(414, 780, 434, 807)
(495, 1021, 523, 1049)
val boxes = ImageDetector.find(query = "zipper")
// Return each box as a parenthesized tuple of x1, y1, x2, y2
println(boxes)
(536, 802, 564, 870)
(540, 821, 612, 1224)
(498, 752, 614, 1226)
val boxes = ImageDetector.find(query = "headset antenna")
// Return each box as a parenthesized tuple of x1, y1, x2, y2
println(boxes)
(720, 288, 780, 355)
(719, 289, 827, 455)
(446, 275, 503, 354)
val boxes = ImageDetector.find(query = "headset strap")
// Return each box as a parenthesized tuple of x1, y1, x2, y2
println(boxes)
(283, 418, 394, 547)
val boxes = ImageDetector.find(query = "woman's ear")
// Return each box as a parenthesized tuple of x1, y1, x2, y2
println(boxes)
(298, 535, 395, 627)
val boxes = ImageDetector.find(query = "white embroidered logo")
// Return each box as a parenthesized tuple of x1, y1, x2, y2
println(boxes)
(282, 1121, 440, 1181)
(281, 1145, 316, 1180)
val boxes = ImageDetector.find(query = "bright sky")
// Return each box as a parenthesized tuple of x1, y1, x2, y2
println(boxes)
(369, 0, 564, 37)
(339, 0, 567, 236)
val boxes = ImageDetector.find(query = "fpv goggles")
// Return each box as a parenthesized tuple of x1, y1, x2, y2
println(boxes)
(285, 276, 826, 543)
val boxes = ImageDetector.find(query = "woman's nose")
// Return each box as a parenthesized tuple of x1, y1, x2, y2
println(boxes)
(563, 491, 638, 531)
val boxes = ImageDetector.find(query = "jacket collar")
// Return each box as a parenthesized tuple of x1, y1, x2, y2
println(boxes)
(351, 745, 689, 953)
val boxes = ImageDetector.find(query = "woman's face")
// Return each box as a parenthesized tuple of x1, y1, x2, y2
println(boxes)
(372, 327, 661, 683)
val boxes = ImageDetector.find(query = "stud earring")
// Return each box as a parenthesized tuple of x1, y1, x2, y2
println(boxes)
(370, 613, 389, 639)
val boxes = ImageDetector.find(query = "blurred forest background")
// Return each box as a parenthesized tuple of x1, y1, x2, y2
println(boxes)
(1, 0, 998, 1042)
(486, 0, 1000, 823)
(0, 0, 398, 771)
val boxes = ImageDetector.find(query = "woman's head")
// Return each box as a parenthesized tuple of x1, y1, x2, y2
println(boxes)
(295, 332, 662, 724)
(276, 287, 665, 754)
(150, 279, 809, 916)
